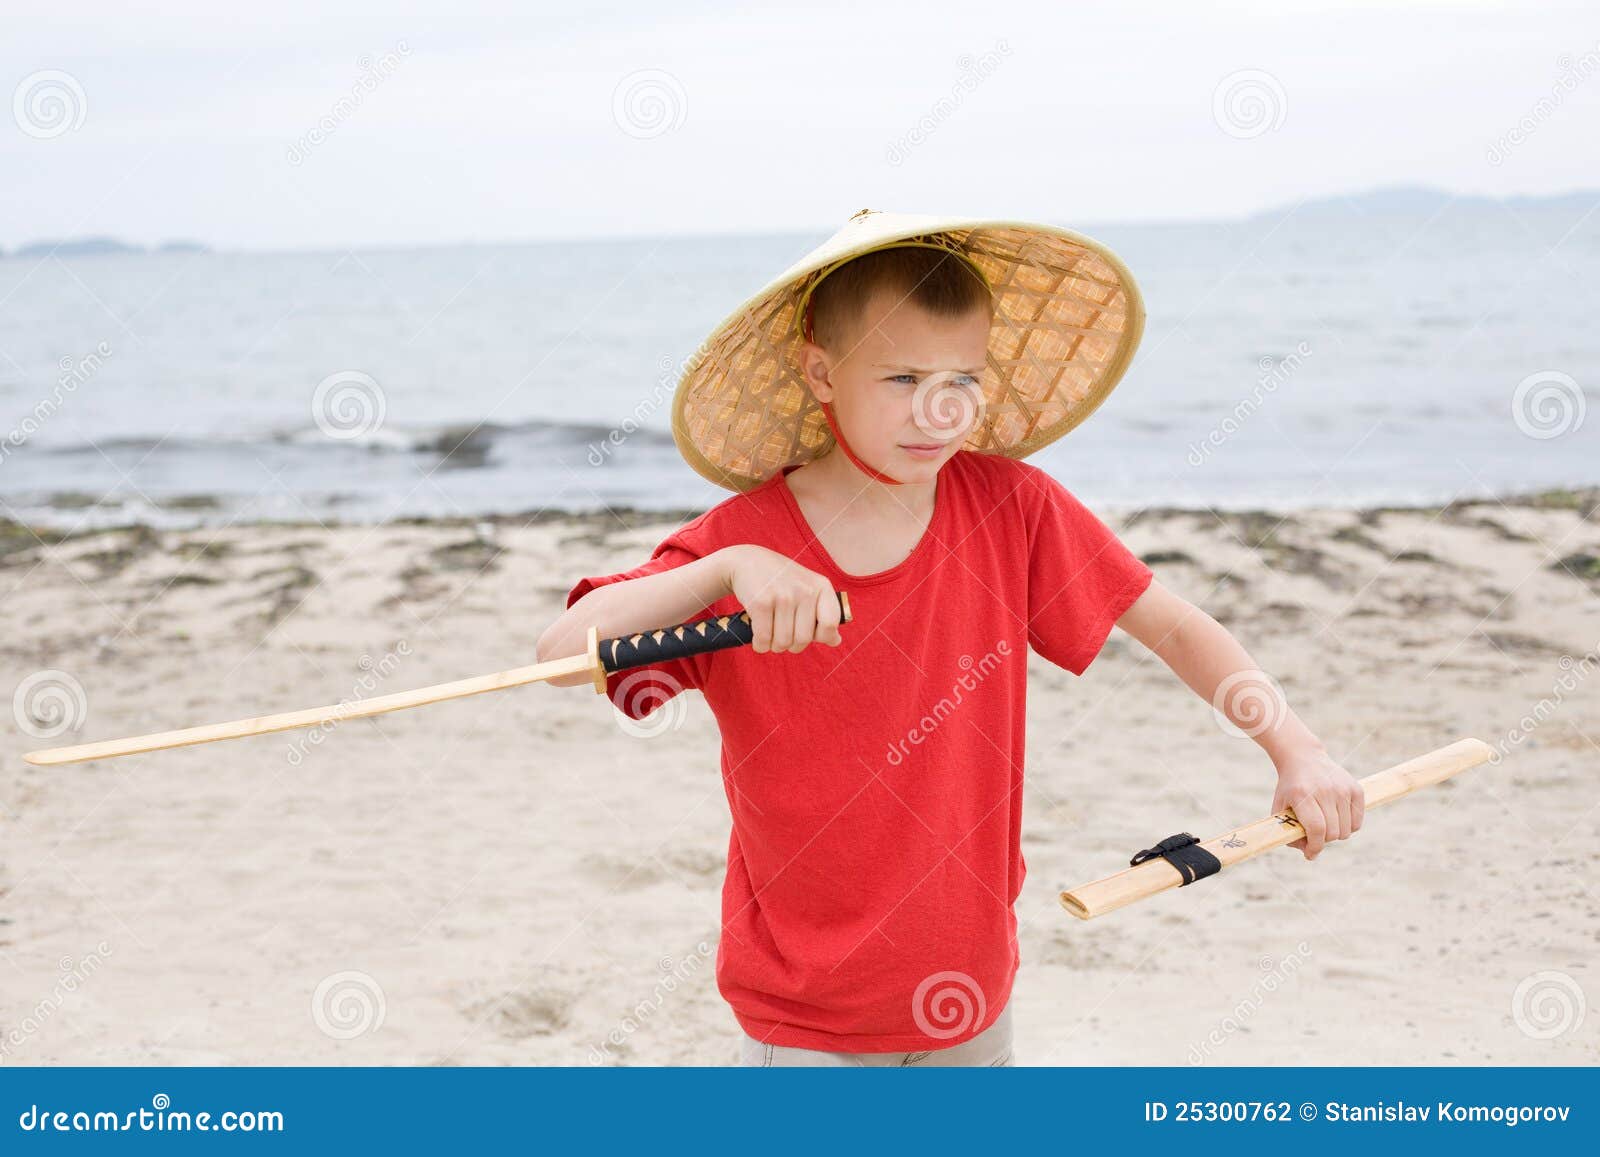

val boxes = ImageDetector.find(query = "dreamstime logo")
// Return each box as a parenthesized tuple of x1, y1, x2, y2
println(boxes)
(910, 371, 987, 444)
(285, 42, 411, 166)
(1210, 669, 1287, 739)
(1187, 342, 1312, 466)
(285, 640, 413, 765)
(612, 69, 687, 139)
(1487, 42, 1600, 166)
(13, 70, 87, 139)
(885, 642, 1010, 766)
(587, 937, 715, 1064)
(1511, 970, 1586, 1040)
(16, 1092, 283, 1133)
(912, 971, 986, 1040)
(1212, 69, 1287, 139)
(1189, 942, 1312, 1064)
(12, 669, 88, 740)
(312, 370, 386, 440)
(885, 40, 1011, 166)
(1511, 370, 1586, 440)
(0, 941, 113, 1064)
(1490, 641, 1598, 765)
(311, 970, 386, 1040)
(1, 341, 113, 465)
(586, 354, 680, 467)
(611, 670, 691, 738)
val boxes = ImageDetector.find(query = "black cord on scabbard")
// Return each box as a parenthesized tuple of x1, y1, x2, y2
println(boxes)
(1129, 832, 1221, 885)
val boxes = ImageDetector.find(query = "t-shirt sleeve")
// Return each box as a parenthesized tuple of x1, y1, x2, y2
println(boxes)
(1021, 466, 1153, 676)
(565, 528, 720, 720)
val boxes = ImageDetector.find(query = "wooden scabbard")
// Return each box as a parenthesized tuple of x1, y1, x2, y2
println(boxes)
(1058, 738, 1495, 920)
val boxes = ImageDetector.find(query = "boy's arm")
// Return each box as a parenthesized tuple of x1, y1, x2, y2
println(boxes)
(1114, 579, 1365, 861)
(535, 549, 737, 687)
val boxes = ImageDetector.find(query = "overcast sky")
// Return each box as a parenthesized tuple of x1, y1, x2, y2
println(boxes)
(4, 1, 1597, 250)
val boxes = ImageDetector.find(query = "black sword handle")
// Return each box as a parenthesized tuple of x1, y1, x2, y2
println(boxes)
(597, 591, 852, 674)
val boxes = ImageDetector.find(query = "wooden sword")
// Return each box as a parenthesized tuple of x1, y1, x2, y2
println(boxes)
(24, 592, 851, 767)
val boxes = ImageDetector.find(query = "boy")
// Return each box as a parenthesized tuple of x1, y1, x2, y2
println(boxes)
(536, 211, 1364, 1066)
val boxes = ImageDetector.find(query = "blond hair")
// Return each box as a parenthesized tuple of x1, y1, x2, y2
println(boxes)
(808, 245, 993, 350)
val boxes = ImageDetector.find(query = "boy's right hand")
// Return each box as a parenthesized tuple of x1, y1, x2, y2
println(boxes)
(716, 545, 844, 654)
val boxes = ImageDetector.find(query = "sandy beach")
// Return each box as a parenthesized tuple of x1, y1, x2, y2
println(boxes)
(2, 490, 1597, 1066)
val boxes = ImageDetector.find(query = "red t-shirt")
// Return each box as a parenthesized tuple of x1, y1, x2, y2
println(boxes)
(566, 449, 1153, 1052)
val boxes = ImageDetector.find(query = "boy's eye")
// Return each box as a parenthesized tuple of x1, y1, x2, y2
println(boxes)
(886, 373, 981, 387)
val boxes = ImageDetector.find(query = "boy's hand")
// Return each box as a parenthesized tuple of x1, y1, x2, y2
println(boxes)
(1269, 747, 1365, 861)
(716, 545, 843, 654)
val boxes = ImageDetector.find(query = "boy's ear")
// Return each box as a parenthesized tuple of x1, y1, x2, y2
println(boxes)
(797, 340, 836, 404)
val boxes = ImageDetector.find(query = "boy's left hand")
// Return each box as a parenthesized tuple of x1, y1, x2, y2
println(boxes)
(1270, 747, 1365, 861)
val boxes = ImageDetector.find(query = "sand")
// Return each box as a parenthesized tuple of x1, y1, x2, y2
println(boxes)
(2, 491, 1598, 1066)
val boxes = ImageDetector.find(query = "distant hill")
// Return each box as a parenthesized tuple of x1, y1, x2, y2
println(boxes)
(5, 186, 1597, 258)
(1248, 184, 1600, 220)
(5, 236, 210, 259)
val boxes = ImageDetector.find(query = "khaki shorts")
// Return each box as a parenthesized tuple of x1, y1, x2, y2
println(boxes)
(737, 1003, 1013, 1067)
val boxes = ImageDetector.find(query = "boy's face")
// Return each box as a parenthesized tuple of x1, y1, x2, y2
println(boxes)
(800, 288, 992, 484)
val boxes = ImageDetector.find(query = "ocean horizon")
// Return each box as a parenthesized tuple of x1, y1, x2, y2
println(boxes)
(2, 188, 1596, 531)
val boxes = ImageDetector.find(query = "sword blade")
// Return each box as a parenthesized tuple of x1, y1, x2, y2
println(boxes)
(24, 651, 594, 766)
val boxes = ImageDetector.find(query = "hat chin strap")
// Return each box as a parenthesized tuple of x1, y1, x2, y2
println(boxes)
(817, 402, 905, 486)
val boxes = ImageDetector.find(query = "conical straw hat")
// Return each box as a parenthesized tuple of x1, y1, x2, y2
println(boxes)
(671, 208, 1145, 493)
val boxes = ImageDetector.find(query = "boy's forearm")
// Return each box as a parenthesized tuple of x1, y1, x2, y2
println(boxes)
(1156, 605, 1325, 765)
(536, 548, 736, 666)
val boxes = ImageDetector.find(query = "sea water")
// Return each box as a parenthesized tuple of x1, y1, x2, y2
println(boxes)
(1, 194, 1595, 530)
